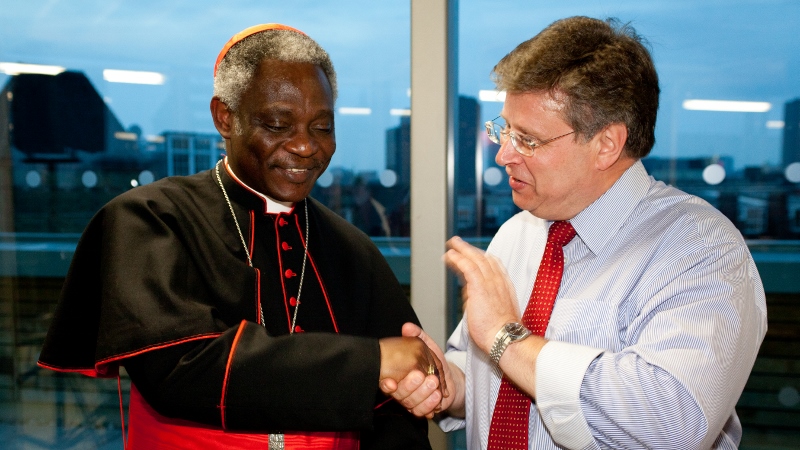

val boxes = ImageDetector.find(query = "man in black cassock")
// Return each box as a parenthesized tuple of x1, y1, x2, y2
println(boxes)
(38, 23, 443, 450)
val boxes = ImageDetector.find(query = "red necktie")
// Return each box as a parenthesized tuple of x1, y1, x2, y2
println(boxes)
(487, 221, 577, 450)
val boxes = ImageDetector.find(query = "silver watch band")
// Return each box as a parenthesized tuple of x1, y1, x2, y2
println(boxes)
(489, 323, 531, 366)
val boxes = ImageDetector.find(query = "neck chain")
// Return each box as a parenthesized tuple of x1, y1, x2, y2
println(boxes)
(215, 160, 309, 335)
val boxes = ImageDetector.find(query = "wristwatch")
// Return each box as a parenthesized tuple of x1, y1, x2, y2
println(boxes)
(489, 322, 531, 366)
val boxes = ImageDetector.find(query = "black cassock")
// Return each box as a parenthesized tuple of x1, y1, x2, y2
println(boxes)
(39, 162, 430, 449)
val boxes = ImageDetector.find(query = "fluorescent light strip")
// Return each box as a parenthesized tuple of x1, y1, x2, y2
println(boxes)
(0, 62, 66, 76)
(338, 107, 372, 115)
(114, 132, 138, 141)
(479, 90, 506, 102)
(682, 99, 771, 113)
(766, 120, 785, 129)
(390, 108, 411, 116)
(103, 69, 165, 85)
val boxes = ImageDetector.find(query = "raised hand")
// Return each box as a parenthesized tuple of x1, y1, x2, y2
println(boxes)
(444, 236, 520, 353)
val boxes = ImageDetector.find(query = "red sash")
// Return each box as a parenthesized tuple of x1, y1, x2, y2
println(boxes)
(126, 384, 360, 449)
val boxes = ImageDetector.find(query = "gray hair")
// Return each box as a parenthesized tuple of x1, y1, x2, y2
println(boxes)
(213, 29, 337, 111)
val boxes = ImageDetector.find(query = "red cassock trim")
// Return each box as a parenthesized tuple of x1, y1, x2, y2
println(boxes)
(292, 213, 339, 333)
(38, 333, 224, 378)
(248, 210, 256, 260)
(220, 321, 247, 429)
(128, 382, 360, 449)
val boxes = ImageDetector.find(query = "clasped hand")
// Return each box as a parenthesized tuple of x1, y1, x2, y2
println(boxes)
(380, 236, 521, 419)
(379, 323, 451, 419)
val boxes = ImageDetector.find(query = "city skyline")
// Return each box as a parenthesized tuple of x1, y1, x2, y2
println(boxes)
(2, 1, 799, 173)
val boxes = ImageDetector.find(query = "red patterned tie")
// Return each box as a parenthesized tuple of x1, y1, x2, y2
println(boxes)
(487, 221, 577, 450)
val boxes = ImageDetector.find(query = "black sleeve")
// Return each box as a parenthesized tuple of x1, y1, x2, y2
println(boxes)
(124, 321, 383, 432)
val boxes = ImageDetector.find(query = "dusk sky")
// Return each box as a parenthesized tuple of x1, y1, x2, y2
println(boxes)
(2, 0, 798, 172)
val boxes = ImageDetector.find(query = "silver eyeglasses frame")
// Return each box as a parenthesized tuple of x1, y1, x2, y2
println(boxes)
(485, 116, 575, 157)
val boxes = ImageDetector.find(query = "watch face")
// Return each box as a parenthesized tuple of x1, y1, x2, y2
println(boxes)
(505, 323, 529, 339)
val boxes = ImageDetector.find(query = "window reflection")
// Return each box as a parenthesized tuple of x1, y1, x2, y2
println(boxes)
(458, 2, 800, 449)
(1, 0, 798, 448)
(0, 2, 411, 447)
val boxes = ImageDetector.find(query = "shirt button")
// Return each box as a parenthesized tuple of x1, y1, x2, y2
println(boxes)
(285, 269, 296, 278)
(282, 242, 292, 251)
(290, 297, 297, 306)
(278, 217, 288, 226)
(294, 326, 304, 333)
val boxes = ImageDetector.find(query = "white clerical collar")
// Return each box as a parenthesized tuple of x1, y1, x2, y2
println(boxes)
(223, 157, 294, 214)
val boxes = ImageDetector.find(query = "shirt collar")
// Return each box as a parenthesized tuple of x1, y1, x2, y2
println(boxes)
(569, 160, 650, 255)
(223, 157, 294, 214)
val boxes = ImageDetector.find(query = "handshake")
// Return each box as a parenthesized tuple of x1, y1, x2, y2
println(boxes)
(377, 236, 501, 420)
(377, 322, 461, 420)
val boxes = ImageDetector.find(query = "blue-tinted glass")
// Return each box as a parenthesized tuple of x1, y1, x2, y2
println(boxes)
(457, 2, 800, 449)
(459, 1, 800, 241)
(0, 2, 410, 447)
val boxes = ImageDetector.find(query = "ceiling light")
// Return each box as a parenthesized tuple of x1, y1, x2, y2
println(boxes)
(479, 90, 506, 102)
(0, 62, 66, 76)
(103, 69, 165, 85)
(338, 107, 372, 115)
(682, 99, 771, 112)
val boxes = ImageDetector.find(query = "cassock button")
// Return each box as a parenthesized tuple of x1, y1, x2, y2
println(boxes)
(289, 297, 297, 306)
(278, 217, 288, 226)
(285, 269, 297, 278)
(281, 242, 292, 251)
(294, 326, 304, 333)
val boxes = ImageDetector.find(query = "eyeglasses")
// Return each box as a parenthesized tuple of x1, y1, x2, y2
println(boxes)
(485, 116, 575, 157)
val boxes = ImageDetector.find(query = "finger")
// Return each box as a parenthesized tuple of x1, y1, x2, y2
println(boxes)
(429, 348, 448, 399)
(380, 377, 398, 395)
(446, 236, 489, 264)
(408, 324, 449, 398)
(391, 369, 426, 404)
(410, 386, 445, 418)
(401, 322, 423, 338)
(444, 248, 484, 284)
(420, 344, 448, 406)
(445, 244, 496, 287)
(456, 243, 498, 281)
(400, 374, 441, 413)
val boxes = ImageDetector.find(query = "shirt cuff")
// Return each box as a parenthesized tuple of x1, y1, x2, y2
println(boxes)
(437, 415, 466, 432)
(437, 351, 467, 432)
(535, 340, 604, 449)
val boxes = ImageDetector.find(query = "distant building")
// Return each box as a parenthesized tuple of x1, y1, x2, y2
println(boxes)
(0, 71, 214, 233)
(162, 131, 224, 176)
(383, 96, 486, 235)
(455, 96, 481, 235)
(385, 115, 411, 188)
(783, 98, 800, 166)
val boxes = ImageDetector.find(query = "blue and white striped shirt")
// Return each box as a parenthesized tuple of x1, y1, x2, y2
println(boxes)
(439, 161, 768, 449)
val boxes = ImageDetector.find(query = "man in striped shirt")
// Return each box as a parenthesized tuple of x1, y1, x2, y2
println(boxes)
(382, 16, 767, 449)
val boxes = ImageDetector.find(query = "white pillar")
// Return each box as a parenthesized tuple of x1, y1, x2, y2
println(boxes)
(411, 0, 457, 448)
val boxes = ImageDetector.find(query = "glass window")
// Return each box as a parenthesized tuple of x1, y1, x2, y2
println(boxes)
(0, 2, 410, 447)
(457, 2, 800, 449)
(459, 1, 800, 241)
